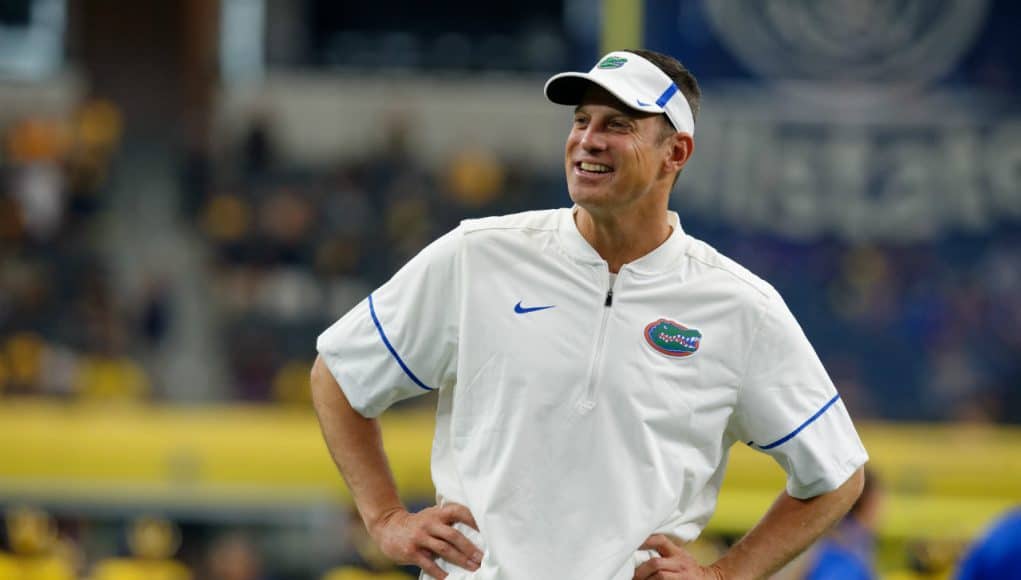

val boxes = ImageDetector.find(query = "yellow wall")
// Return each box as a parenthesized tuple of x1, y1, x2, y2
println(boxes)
(1, 401, 1017, 540)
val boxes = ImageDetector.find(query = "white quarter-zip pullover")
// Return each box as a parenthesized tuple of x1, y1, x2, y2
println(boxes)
(317, 207, 868, 580)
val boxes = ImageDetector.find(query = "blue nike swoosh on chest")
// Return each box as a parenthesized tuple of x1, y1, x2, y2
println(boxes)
(514, 301, 555, 314)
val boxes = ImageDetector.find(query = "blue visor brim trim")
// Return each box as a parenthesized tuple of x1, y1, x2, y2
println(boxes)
(655, 83, 679, 108)
(368, 293, 434, 391)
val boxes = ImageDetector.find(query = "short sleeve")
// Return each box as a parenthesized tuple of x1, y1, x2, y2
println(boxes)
(316, 226, 462, 417)
(730, 290, 868, 499)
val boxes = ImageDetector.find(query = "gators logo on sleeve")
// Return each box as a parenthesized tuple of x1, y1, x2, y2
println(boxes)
(644, 318, 702, 358)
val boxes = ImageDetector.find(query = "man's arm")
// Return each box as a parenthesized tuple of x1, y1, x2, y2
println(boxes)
(713, 466, 865, 579)
(310, 356, 483, 578)
(635, 466, 865, 580)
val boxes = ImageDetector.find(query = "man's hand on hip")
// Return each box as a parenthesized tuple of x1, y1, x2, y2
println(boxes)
(633, 534, 725, 580)
(369, 502, 483, 579)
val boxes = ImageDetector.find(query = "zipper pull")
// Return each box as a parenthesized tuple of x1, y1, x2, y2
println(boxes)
(604, 288, 613, 307)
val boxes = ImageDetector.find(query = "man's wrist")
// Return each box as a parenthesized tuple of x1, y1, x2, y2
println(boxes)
(363, 503, 407, 537)
(705, 562, 728, 580)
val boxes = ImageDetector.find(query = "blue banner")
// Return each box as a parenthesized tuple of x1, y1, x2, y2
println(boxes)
(635, 0, 1021, 240)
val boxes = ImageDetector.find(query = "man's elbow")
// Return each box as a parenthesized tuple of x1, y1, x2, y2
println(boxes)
(310, 355, 327, 384)
(833, 466, 867, 516)
(803, 466, 867, 510)
(310, 355, 367, 421)
(846, 466, 866, 499)
(310, 355, 341, 405)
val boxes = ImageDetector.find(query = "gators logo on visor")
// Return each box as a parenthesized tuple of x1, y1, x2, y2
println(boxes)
(644, 318, 702, 358)
(597, 55, 628, 69)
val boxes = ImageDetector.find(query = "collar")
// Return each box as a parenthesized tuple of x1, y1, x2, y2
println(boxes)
(556, 206, 689, 275)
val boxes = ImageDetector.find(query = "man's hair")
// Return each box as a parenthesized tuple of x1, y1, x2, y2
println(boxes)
(625, 48, 701, 139)
(625, 49, 699, 183)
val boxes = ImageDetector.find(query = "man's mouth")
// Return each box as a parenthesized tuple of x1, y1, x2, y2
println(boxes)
(576, 161, 613, 175)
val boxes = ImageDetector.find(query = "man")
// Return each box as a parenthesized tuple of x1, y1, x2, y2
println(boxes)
(312, 49, 868, 580)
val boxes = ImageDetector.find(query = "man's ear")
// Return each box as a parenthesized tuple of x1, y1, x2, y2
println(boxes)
(665, 132, 694, 174)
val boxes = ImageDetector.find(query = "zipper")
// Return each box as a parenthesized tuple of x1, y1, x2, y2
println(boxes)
(576, 273, 616, 415)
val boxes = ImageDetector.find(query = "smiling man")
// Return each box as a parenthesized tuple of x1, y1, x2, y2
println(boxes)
(312, 49, 868, 580)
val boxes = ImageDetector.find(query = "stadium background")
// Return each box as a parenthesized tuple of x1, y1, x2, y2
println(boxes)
(0, 0, 1018, 578)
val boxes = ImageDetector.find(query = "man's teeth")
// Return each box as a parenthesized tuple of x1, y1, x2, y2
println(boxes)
(580, 162, 612, 173)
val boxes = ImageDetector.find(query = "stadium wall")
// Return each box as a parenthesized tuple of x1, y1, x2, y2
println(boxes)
(1, 400, 1018, 541)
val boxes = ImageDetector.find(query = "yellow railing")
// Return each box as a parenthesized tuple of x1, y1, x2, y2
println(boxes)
(1, 400, 1017, 540)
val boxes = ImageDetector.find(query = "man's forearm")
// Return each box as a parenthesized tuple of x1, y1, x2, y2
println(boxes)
(712, 467, 866, 580)
(310, 356, 404, 531)
(310, 358, 483, 576)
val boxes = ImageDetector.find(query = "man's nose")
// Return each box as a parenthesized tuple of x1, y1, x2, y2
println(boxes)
(579, 126, 607, 151)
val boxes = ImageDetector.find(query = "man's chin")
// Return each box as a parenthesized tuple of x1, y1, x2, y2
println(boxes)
(567, 180, 613, 204)
(568, 188, 616, 209)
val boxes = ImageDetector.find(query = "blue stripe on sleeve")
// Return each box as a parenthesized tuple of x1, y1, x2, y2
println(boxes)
(754, 394, 841, 450)
(368, 293, 434, 391)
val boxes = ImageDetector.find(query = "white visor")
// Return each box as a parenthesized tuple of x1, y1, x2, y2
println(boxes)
(544, 51, 694, 137)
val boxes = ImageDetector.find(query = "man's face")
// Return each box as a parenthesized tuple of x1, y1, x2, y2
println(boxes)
(564, 85, 676, 211)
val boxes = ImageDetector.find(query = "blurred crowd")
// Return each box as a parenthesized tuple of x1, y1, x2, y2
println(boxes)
(1, 104, 1019, 424)
(0, 101, 174, 403)
(0, 505, 425, 579)
(706, 224, 1021, 424)
(191, 114, 558, 405)
(4, 498, 1011, 580)
(189, 112, 1021, 423)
